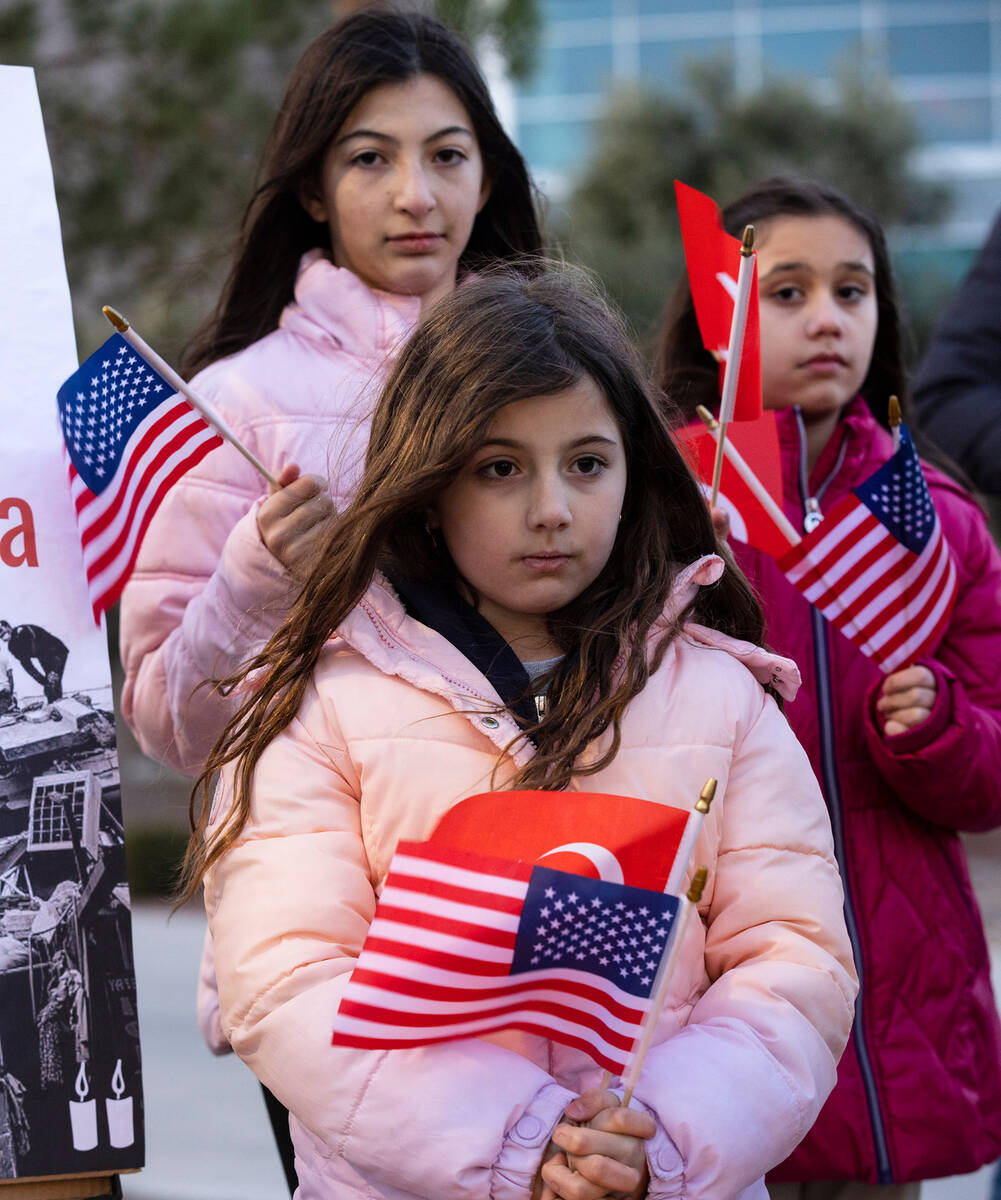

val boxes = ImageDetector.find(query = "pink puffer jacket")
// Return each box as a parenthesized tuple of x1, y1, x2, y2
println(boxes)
(735, 400, 1001, 1185)
(118, 250, 420, 776)
(204, 559, 857, 1200)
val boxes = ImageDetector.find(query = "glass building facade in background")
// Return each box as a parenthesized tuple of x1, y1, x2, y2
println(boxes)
(510, 0, 1001, 252)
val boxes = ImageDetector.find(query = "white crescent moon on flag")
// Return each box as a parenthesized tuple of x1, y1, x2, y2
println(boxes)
(539, 843, 624, 885)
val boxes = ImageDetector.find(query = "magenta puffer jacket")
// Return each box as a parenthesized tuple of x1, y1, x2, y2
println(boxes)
(119, 250, 420, 776)
(734, 399, 1001, 1185)
(204, 560, 857, 1200)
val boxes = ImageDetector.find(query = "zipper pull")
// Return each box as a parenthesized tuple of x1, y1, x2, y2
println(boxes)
(535, 693, 548, 721)
(803, 497, 823, 534)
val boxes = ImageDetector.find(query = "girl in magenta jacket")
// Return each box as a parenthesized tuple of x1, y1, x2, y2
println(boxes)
(119, 9, 543, 778)
(181, 271, 856, 1200)
(658, 177, 1001, 1197)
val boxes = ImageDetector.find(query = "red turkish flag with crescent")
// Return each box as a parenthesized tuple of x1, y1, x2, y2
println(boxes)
(675, 411, 790, 560)
(429, 790, 689, 893)
(675, 180, 762, 422)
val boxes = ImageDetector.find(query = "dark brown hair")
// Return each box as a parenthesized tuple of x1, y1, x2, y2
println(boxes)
(181, 7, 543, 376)
(178, 268, 764, 902)
(656, 176, 909, 429)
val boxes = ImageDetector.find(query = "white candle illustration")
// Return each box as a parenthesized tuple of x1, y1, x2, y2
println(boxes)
(105, 1058, 134, 1149)
(69, 1061, 97, 1151)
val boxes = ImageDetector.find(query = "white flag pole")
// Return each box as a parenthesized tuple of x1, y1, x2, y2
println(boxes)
(696, 406, 801, 548)
(664, 777, 715, 896)
(102, 306, 279, 488)
(621, 867, 708, 1105)
(709, 225, 756, 508)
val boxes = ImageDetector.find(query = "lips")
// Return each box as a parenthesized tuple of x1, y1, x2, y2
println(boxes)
(522, 552, 572, 573)
(802, 353, 846, 368)
(386, 232, 444, 251)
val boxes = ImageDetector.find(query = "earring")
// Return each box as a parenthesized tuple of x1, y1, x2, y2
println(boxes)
(424, 519, 441, 553)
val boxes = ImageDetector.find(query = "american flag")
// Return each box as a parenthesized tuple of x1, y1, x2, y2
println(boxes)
(332, 840, 680, 1075)
(56, 333, 222, 622)
(778, 425, 957, 672)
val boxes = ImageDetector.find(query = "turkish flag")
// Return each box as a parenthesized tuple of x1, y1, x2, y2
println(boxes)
(675, 411, 790, 559)
(429, 790, 689, 893)
(675, 180, 761, 422)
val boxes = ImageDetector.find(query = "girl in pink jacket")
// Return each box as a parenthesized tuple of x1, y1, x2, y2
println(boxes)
(181, 270, 856, 1200)
(658, 177, 1001, 1197)
(119, 8, 543, 779)
(118, 10, 543, 1188)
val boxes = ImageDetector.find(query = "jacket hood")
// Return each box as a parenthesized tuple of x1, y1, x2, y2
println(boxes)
(279, 249, 422, 362)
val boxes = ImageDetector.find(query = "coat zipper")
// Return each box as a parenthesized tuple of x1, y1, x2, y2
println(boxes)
(793, 409, 894, 1183)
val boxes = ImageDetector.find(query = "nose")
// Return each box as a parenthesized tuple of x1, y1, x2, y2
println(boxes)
(805, 292, 844, 338)
(393, 159, 435, 219)
(527, 473, 572, 530)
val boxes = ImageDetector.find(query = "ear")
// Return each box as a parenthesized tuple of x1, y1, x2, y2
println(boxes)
(298, 178, 328, 225)
(476, 171, 492, 215)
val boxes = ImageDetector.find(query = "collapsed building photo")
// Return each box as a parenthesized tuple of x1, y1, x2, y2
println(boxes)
(0, 678, 143, 1178)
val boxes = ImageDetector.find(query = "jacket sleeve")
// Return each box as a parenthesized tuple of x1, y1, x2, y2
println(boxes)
(633, 689, 857, 1200)
(861, 486, 1001, 832)
(204, 681, 575, 1200)
(912, 210, 1001, 496)
(119, 378, 299, 776)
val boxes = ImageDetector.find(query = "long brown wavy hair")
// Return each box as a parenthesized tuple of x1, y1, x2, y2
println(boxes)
(178, 268, 765, 903)
(181, 7, 543, 377)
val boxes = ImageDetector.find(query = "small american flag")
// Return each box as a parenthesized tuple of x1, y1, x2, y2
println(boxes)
(778, 425, 957, 672)
(57, 333, 222, 622)
(332, 840, 680, 1074)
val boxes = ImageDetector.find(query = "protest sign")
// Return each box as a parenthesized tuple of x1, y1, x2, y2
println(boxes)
(0, 67, 143, 1191)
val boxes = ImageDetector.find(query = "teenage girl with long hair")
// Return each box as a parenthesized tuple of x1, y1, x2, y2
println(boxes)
(119, 7, 542, 779)
(658, 177, 1001, 1199)
(182, 269, 856, 1200)
(116, 10, 542, 1187)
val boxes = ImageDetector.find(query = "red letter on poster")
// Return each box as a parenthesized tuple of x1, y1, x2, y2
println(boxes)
(0, 497, 39, 567)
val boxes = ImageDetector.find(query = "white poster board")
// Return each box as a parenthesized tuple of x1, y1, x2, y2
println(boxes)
(0, 67, 144, 1184)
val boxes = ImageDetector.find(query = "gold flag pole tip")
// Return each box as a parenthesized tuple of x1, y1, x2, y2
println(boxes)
(102, 305, 129, 332)
(696, 778, 717, 814)
(740, 225, 755, 256)
(888, 395, 902, 427)
(687, 866, 708, 904)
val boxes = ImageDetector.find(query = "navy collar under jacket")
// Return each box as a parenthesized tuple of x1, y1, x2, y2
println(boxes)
(386, 573, 539, 729)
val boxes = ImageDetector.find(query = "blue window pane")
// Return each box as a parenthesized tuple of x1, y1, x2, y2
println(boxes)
(909, 94, 992, 144)
(639, 37, 734, 87)
(521, 42, 614, 98)
(637, 0, 732, 12)
(517, 119, 593, 172)
(887, 22, 990, 76)
(542, 0, 613, 18)
(759, 0, 858, 7)
(762, 28, 862, 78)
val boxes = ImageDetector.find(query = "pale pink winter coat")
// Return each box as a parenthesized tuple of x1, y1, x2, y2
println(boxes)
(119, 250, 421, 777)
(204, 558, 857, 1200)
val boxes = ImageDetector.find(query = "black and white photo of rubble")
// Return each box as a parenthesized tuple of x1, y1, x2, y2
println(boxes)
(0, 641, 143, 1178)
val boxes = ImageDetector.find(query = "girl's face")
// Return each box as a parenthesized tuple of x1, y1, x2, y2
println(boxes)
(432, 375, 627, 661)
(755, 214, 878, 439)
(301, 73, 490, 310)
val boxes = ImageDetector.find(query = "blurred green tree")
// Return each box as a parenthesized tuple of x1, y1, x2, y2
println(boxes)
(1, 0, 538, 364)
(560, 59, 952, 351)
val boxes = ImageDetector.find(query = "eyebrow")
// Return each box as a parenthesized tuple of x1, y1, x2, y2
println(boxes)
(478, 435, 620, 452)
(761, 259, 875, 280)
(336, 125, 475, 147)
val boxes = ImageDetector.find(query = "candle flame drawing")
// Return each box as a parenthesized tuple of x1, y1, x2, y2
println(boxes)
(111, 1059, 125, 1099)
(74, 1061, 89, 1102)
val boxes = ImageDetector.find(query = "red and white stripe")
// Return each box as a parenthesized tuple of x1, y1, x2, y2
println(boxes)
(332, 842, 651, 1074)
(68, 396, 221, 620)
(779, 493, 957, 673)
